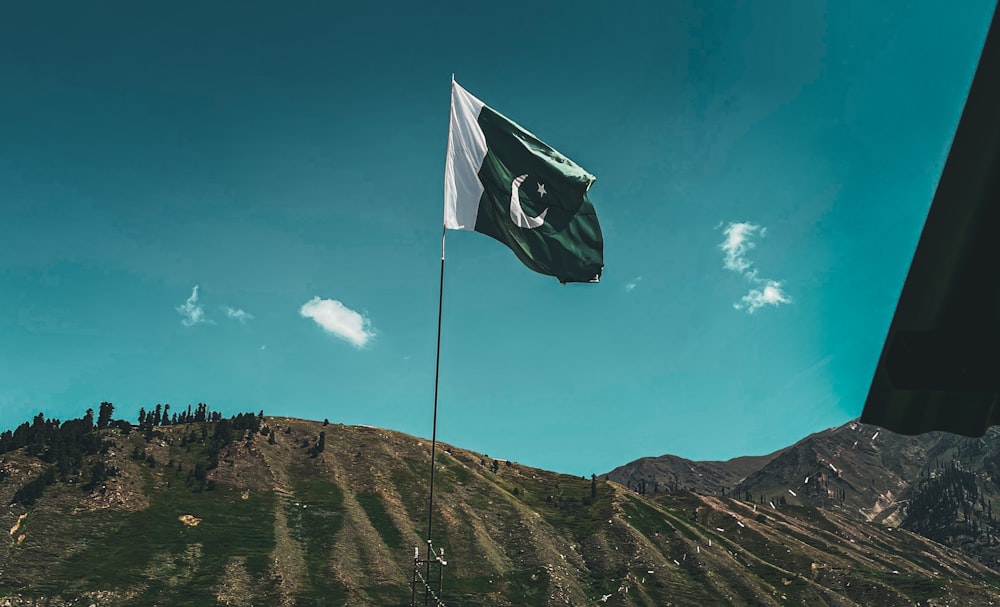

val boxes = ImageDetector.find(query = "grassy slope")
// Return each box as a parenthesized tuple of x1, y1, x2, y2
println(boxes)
(2, 418, 1000, 606)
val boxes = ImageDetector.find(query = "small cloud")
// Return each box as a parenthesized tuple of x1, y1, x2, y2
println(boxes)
(223, 306, 253, 323)
(299, 296, 376, 348)
(718, 222, 792, 313)
(176, 285, 213, 327)
(625, 276, 643, 292)
(736, 280, 792, 313)
(720, 221, 760, 275)
(260, 344, 266, 351)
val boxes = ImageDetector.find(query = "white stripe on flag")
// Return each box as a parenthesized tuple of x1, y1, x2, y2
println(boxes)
(444, 80, 487, 231)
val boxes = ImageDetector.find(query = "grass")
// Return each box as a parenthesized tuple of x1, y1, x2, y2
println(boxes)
(391, 458, 431, 528)
(623, 495, 675, 538)
(620, 495, 742, 606)
(779, 525, 849, 555)
(508, 473, 614, 541)
(356, 492, 404, 550)
(57, 482, 278, 606)
(443, 458, 473, 485)
(869, 572, 947, 601)
(785, 504, 843, 535)
(283, 477, 348, 605)
(445, 570, 550, 607)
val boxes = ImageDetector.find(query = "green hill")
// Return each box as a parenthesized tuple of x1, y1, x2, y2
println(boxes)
(2, 410, 1000, 606)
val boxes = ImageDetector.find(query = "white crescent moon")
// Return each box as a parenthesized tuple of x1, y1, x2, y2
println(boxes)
(509, 174, 548, 229)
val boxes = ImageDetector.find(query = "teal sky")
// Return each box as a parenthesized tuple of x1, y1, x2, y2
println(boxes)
(1, 1, 995, 477)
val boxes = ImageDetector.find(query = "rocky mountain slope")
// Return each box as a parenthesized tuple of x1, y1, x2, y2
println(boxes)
(606, 420, 1000, 569)
(2, 411, 1000, 606)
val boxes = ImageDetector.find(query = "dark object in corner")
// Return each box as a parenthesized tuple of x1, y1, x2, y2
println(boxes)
(861, 3, 1000, 436)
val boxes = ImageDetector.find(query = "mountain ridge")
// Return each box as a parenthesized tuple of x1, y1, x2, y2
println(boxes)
(605, 418, 1000, 568)
(2, 409, 1000, 606)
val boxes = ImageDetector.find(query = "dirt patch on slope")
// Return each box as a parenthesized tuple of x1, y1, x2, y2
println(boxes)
(8, 514, 28, 538)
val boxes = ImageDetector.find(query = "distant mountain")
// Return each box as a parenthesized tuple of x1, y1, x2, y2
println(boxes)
(3, 411, 1000, 606)
(605, 420, 1000, 569)
(600, 452, 782, 496)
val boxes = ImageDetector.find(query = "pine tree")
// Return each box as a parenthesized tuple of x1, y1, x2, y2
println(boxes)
(97, 402, 114, 429)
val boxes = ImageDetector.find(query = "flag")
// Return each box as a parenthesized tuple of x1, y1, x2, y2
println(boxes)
(443, 80, 604, 284)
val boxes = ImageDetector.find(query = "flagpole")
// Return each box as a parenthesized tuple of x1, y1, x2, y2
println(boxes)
(424, 224, 446, 604)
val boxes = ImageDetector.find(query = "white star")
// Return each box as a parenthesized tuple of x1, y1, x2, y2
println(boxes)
(537, 183, 547, 197)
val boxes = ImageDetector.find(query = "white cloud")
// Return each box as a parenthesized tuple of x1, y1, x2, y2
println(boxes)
(736, 280, 792, 313)
(625, 276, 643, 292)
(176, 285, 213, 327)
(299, 296, 375, 348)
(223, 306, 254, 323)
(720, 222, 760, 275)
(718, 222, 791, 313)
